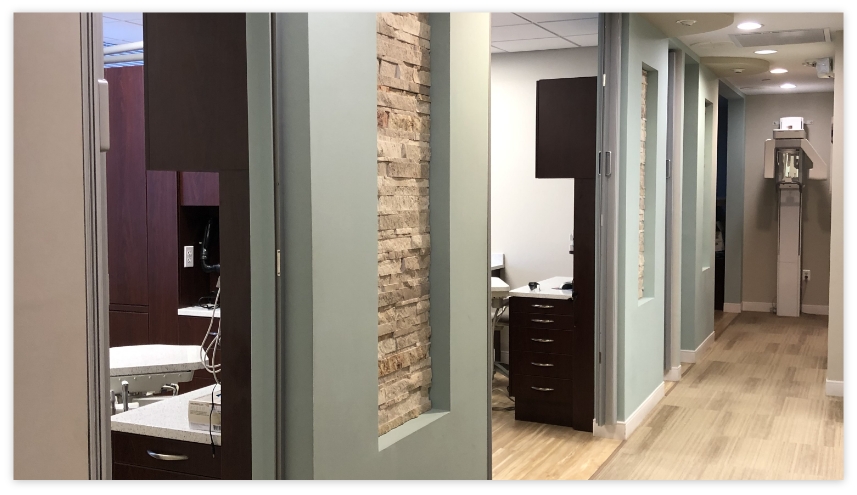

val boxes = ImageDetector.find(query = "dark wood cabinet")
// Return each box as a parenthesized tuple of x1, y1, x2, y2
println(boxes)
(535, 77, 598, 179)
(509, 180, 596, 432)
(181, 172, 220, 206)
(109, 311, 149, 348)
(144, 14, 248, 173)
(105, 66, 149, 308)
(112, 431, 221, 480)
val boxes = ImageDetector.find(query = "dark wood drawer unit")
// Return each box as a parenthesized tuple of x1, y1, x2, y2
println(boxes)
(511, 327, 575, 355)
(113, 463, 215, 480)
(511, 351, 574, 379)
(111, 431, 221, 479)
(513, 375, 575, 428)
(510, 312, 574, 331)
(510, 296, 574, 316)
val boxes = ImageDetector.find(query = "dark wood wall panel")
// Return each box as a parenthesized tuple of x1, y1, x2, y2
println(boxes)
(146, 171, 180, 345)
(144, 14, 249, 172)
(105, 66, 149, 307)
(572, 179, 596, 431)
(535, 77, 598, 179)
(109, 310, 149, 348)
(178, 206, 220, 307)
(218, 169, 251, 479)
(181, 172, 220, 206)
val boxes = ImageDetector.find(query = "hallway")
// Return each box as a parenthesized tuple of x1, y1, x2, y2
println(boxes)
(593, 312, 843, 480)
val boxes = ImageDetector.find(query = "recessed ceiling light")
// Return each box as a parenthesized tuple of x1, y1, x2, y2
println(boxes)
(781, 83, 796, 89)
(737, 22, 763, 30)
(755, 49, 777, 55)
(676, 19, 697, 26)
(770, 68, 788, 74)
(733, 68, 745, 73)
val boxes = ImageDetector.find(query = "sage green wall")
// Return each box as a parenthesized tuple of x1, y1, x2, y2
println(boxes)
(278, 13, 490, 479)
(680, 60, 719, 352)
(721, 85, 746, 307)
(617, 14, 669, 420)
(827, 31, 843, 384)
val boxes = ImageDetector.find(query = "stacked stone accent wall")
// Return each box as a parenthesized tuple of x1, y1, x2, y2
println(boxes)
(376, 13, 432, 436)
(639, 70, 648, 299)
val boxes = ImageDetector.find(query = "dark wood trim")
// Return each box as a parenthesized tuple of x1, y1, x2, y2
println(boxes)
(109, 303, 149, 313)
(146, 171, 180, 345)
(218, 169, 252, 479)
(571, 178, 596, 432)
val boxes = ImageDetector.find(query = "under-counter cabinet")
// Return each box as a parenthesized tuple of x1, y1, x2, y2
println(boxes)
(112, 431, 221, 480)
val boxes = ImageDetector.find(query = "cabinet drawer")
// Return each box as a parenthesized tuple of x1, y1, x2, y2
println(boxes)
(511, 351, 573, 379)
(113, 462, 216, 480)
(511, 312, 574, 330)
(111, 431, 221, 479)
(514, 374, 574, 406)
(511, 327, 575, 355)
(511, 296, 574, 316)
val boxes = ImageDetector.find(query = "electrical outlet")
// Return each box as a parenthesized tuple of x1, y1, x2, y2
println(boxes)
(802, 269, 811, 281)
(184, 246, 194, 268)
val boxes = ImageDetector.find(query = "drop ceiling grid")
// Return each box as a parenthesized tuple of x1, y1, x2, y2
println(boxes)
(491, 13, 599, 53)
(103, 12, 143, 45)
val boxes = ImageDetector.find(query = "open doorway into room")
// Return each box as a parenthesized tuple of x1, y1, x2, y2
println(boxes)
(488, 12, 620, 480)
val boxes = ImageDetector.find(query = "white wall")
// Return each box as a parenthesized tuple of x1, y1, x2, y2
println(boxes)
(14, 13, 91, 479)
(491, 47, 598, 291)
(827, 31, 843, 387)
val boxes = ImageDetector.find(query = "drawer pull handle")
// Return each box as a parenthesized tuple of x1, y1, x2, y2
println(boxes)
(530, 362, 554, 367)
(147, 450, 189, 461)
(531, 318, 554, 323)
(530, 338, 554, 343)
(531, 304, 554, 309)
(531, 386, 554, 392)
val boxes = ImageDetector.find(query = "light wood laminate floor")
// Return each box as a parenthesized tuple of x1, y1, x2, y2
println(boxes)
(491, 374, 621, 480)
(593, 312, 843, 480)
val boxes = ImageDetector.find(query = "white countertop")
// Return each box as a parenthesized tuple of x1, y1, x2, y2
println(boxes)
(491, 277, 510, 298)
(111, 384, 221, 445)
(110, 345, 204, 377)
(178, 305, 220, 318)
(509, 276, 574, 300)
(491, 252, 504, 271)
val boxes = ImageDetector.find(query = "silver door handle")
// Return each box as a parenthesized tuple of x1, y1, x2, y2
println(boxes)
(531, 386, 554, 392)
(530, 338, 554, 343)
(531, 319, 554, 323)
(531, 362, 554, 367)
(531, 304, 554, 309)
(147, 450, 189, 461)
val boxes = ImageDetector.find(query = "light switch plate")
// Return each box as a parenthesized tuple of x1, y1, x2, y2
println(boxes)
(184, 246, 194, 268)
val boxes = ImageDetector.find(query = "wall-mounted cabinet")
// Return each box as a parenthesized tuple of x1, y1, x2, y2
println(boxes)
(180, 172, 219, 206)
(535, 77, 598, 179)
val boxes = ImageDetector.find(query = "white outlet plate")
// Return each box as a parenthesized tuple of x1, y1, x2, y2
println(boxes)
(802, 269, 811, 281)
(184, 246, 194, 268)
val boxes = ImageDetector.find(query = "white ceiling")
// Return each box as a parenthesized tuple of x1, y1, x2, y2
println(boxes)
(491, 13, 598, 53)
(103, 12, 143, 45)
(677, 13, 843, 95)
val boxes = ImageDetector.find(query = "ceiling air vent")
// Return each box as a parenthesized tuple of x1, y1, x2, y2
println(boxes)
(729, 28, 831, 48)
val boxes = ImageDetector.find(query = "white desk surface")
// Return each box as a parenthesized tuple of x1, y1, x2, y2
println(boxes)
(491, 277, 510, 298)
(491, 252, 505, 271)
(509, 276, 574, 300)
(111, 384, 221, 445)
(178, 305, 220, 318)
(110, 345, 204, 377)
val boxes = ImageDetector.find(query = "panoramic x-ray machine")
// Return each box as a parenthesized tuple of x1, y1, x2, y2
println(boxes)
(763, 116, 828, 317)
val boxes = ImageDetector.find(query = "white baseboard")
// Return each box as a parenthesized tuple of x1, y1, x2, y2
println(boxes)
(680, 330, 715, 364)
(802, 304, 829, 315)
(743, 301, 773, 312)
(664, 365, 682, 382)
(593, 382, 666, 441)
(826, 379, 843, 397)
(592, 420, 624, 440)
(723, 302, 742, 313)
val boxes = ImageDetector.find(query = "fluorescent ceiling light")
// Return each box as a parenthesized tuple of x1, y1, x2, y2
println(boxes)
(770, 68, 788, 74)
(755, 49, 777, 54)
(780, 83, 796, 89)
(737, 22, 763, 30)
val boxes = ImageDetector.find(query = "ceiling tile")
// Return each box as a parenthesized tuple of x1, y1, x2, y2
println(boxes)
(491, 13, 528, 27)
(491, 46, 507, 53)
(103, 21, 143, 43)
(565, 34, 598, 47)
(539, 18, 599, 37)
(515, 13, 598, 23)
(103, 12, 143, 23)
(491, 23, 554, 42)
(492, 37, 576, 53)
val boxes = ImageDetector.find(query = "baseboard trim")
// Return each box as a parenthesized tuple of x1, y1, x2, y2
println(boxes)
(826, 379, 843, 397)
(592, 420, 624, 440)
(664, 365, 681, 382)
(680, 330, 715, 364)
(723, 302, 742, 313)
(742, 301, 773, 313)
(802, 304, 829, 315)
(621, 382, 665, 440)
